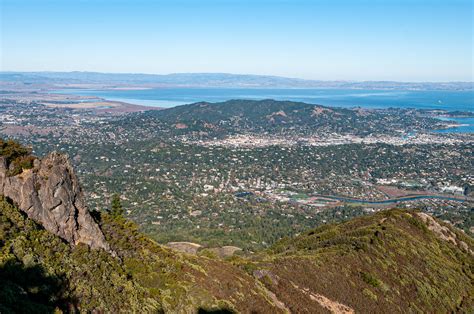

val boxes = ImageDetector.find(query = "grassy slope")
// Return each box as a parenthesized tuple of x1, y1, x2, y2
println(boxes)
(0, 197, 280, 313)
(1, 194, 472, 313)
(251, 209, 474, 313)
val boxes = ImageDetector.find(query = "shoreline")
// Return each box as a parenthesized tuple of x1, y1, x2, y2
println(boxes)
(49, 87, 474, 111)
(47, 88, 474, 132)
(43, 99, 164, 113)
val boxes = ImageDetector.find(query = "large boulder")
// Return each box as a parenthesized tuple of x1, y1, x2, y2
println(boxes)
(0, 152, 109, 251)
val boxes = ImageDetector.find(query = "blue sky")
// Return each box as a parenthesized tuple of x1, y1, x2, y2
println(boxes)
(1, 0, 472, 81)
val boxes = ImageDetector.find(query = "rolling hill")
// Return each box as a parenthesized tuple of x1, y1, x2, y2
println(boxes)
(137, 99, 447, 136)
(1, 198, 472, 312)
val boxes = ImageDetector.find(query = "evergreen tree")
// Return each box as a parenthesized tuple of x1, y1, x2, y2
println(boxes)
(110, 194, 124, 218)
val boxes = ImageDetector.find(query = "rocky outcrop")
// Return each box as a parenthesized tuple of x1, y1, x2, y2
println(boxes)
(416, 212, 473, 256)
(0, 152, 109, 251)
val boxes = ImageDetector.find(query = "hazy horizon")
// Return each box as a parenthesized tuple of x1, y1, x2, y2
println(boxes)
(1, 0, 472, 82)
(2, 70, 473, 84)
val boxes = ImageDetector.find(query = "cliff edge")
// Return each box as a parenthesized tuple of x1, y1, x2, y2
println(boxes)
(0, 151, 109, 251)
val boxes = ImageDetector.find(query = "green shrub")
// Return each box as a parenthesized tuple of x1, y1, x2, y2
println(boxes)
(361, 272, 381, 287)
(0, 139, 36, 176)
(7, 155, 36, 177)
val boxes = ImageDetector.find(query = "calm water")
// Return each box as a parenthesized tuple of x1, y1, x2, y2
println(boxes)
(53, 88, 474, 132)
(434, 117, 474, 133)
(53, 88, 473, 110)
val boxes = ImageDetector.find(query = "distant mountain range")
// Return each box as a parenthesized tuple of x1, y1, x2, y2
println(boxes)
(1, 71, 472, 90)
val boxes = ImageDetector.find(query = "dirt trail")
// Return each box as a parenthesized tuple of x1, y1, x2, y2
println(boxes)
(291, 282, 355, 314)
(264, 289, 291, 313)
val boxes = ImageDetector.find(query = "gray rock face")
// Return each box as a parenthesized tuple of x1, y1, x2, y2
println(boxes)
(0, 152, 109, 251)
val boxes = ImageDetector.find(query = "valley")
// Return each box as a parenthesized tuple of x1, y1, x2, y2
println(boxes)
(1, 92, 472, 251)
